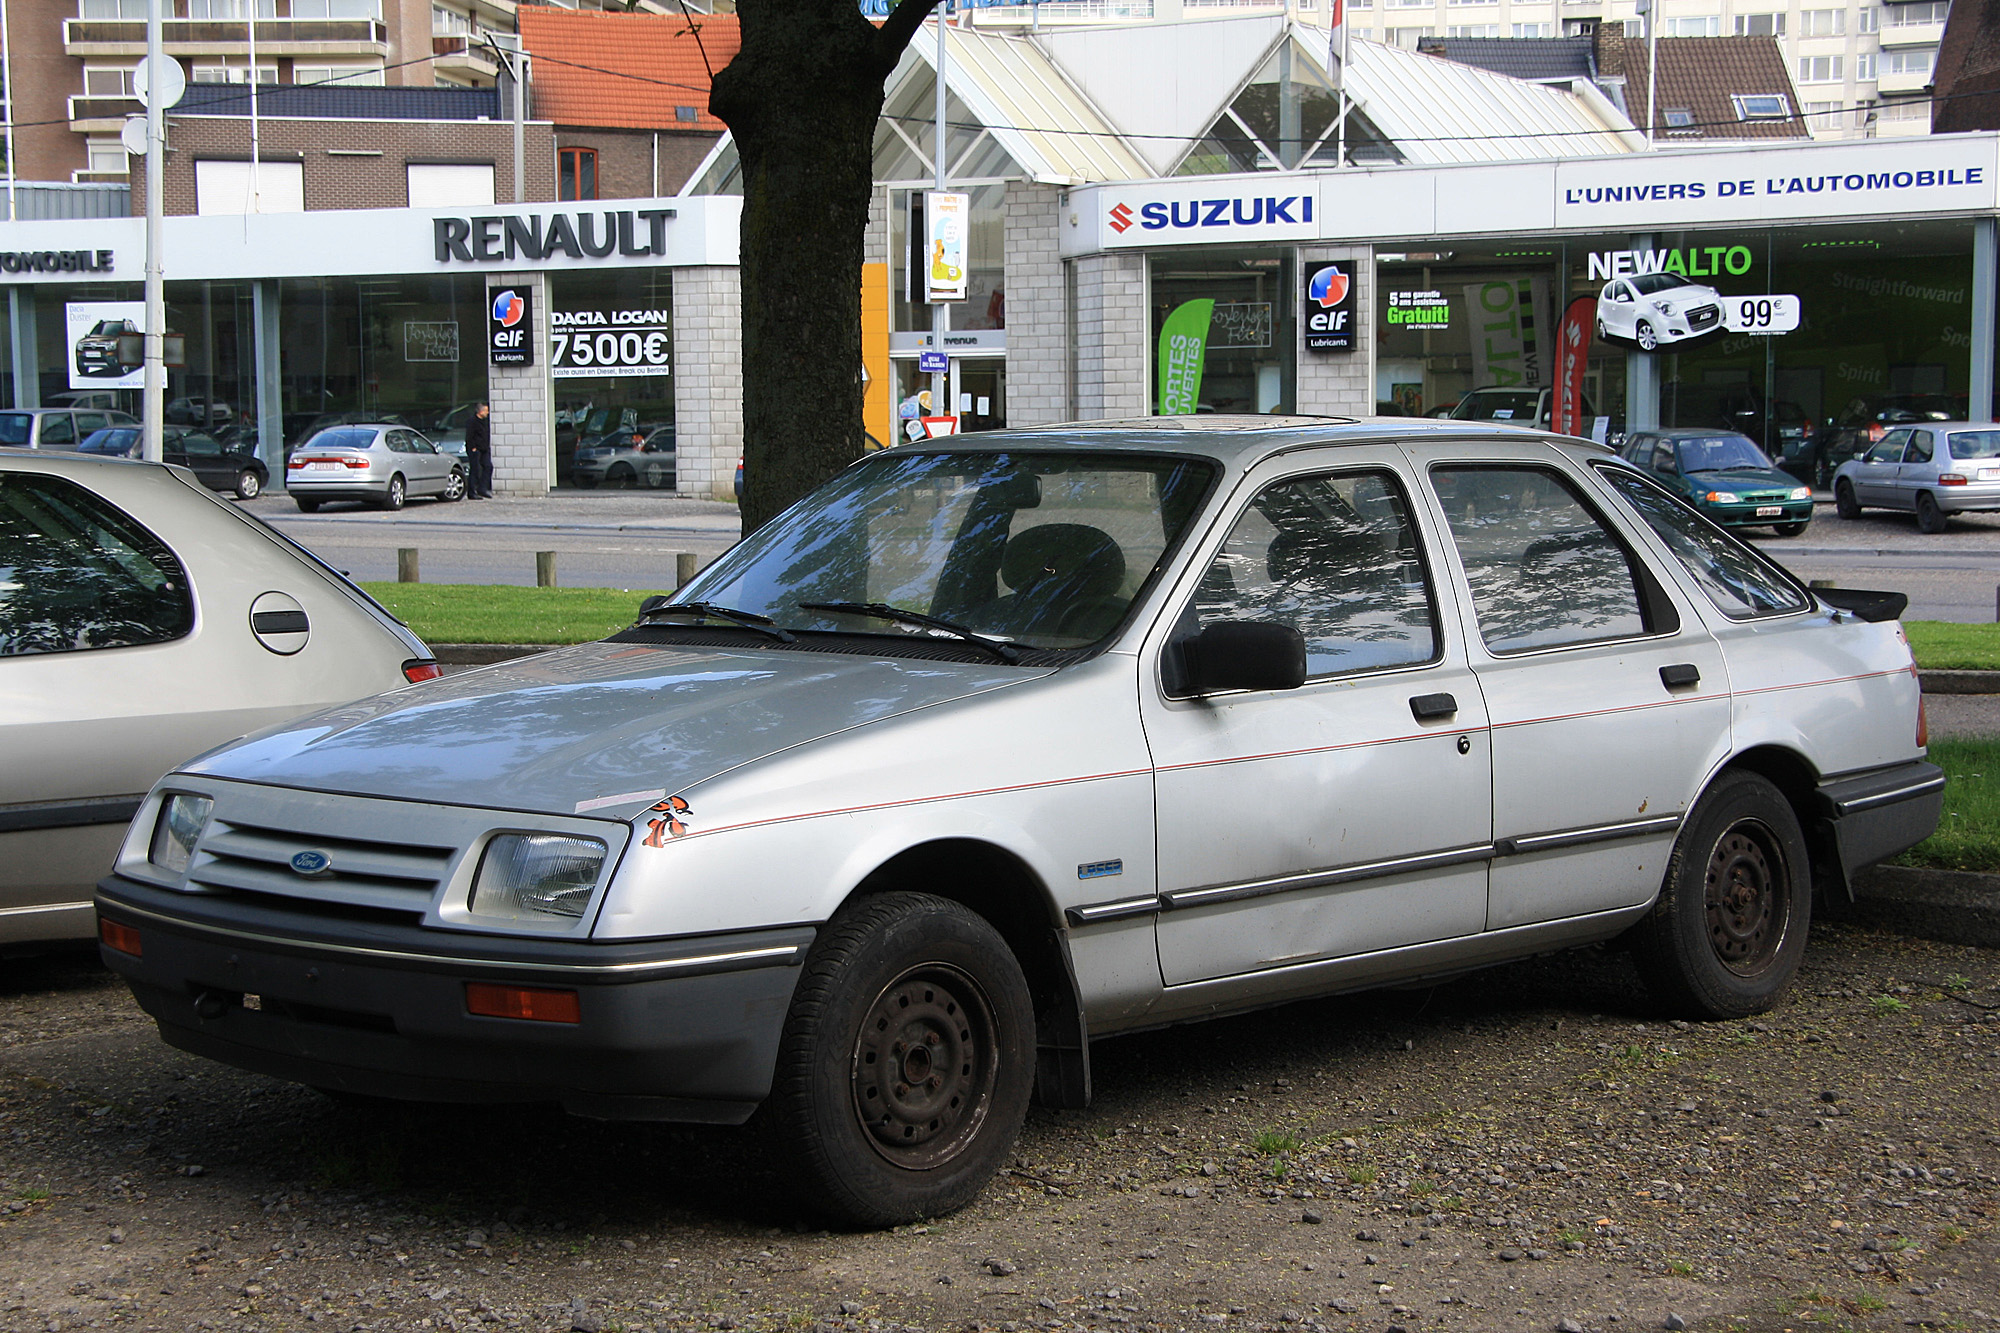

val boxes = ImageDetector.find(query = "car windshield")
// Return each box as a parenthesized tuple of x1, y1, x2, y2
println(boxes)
(1450, 391, 1540, 421)
(675, 449, 1217, 653)
(78, 429, 140, 455)
(306, 428, 376, 451)
(1630, 273, 1686, 296)
(1672, 435, 1773, 472)
(1947, 430, 2000, 460)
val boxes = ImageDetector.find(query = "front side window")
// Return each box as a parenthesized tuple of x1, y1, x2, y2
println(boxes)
(1174, 469, 1438, 681)
(676, 450, 1217, 654)
(1866, 430, 1910, 463)
(1599, 466, 1808, 620)
(0, 472, 193, 656)
(1432, 465, 1650, 654)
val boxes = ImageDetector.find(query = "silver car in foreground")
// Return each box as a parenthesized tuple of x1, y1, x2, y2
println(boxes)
(1, 451, 437, 948)
(98, 420, 1939, 1224)
(284, 424, 466, 512)
(1832, 420, 2000, 533)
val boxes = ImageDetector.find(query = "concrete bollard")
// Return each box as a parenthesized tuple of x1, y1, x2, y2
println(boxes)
(536, 551, 557, 588)
(676, 551, 699, 589)
(397, 548, 419, 583)
(1809, 578, 1837, 589)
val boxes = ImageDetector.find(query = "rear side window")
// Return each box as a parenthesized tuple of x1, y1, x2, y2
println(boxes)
(0, 472, 193, 656)
(38, 414, 75, 447)
(1598, 466, 1809, 620)
(1432, 465, 1650, 654)
(1175, 469, 1439, 681)
(0, 414, 31, 446)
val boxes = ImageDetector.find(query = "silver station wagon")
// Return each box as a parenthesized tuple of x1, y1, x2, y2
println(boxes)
(97, 419, 1941, 1225)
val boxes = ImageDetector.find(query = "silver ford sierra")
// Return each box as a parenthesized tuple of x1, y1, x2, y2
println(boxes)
(96, 418, 1941, 1225)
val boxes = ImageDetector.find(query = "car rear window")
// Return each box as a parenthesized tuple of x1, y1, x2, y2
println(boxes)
(308, 428, 375, 451)
(1947, 431, 2000, 460)
(0, 472, 193, 656)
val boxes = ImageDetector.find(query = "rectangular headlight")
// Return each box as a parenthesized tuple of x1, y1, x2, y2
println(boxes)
(470, 834, 605, 920)
(148, 794, 212, 877)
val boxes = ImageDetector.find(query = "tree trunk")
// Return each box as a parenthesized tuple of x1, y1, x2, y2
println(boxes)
(711, 0, 941, 533)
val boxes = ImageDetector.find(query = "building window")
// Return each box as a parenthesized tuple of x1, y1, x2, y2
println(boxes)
(185, 0, 276, 16)
(432, 4, 471, 34)
(287, 0, 382, 18)
(77, 0, 147, 16)
(85, 139, 128, 175)
(1731, 93, 1792, 118)
(1734, 12, 1785, 35)
(191, 64, 277, 83)
(1887, 1, 1948, 23)
(1798, 55, 1844, 82)
(194, 158, 305, 213)
(1386, 25, 1434, 44)
(674, 105, 699, 122)
(1663, 107, 1696, 126)
(1882, 49, 1934, 75)
(1799, 8, 1843, 35)
(408, 163, 494, 206)
(1446, 0, 1497, 8)
(1511, 21, 1551, 35)
(1878, 97, 1933, 123)
(1663, 16, 1721, 35)
(558, 147, 598, 202)
(1623, 17, 1644, 34)
(82, 65, 136, 96)
(292, 64, 385, 85)
(1447, 23, 1500, 35)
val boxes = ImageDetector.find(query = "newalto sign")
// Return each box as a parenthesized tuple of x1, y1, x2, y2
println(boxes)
(434, 209, 678, 264)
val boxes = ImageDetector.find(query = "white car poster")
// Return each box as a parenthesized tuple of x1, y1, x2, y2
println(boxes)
(66, 300, 147, 390)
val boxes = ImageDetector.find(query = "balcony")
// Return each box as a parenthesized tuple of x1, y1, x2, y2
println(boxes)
(430, 34, 497, 80)
(66, 91, 138, 130)
(1875, 66, 1934, 93)
(1878, 19, 1944, 45)
(63, 16, 387, 58)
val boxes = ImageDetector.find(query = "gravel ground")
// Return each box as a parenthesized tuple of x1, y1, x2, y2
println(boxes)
(1, 925, 1995, 1333)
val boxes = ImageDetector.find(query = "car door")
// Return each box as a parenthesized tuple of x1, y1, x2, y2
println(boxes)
(1850, 429, 1910, 505)
(1601, 282, 1636, 340)
(1891, 429, 1936, 510)
(175, 432, 232, 490)
(1144, 454, 1492, 986)
(1409, 439, 1730, 929)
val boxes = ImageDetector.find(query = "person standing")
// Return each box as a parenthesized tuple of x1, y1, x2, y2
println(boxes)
(464, 402, 493, 499)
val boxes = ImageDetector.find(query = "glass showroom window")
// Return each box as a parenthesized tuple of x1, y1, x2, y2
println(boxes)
(559, 148, 599, 202)
(1149, 250, 1296, 417)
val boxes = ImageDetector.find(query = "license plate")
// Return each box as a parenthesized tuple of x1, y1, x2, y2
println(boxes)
(1755, 505, 1782, 517)
(306, 461, 342, 471)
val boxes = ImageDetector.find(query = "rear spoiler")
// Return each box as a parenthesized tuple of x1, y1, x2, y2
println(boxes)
(1815, 587, 1907, 623)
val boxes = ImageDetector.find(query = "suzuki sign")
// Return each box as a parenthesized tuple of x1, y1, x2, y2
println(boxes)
(1097, 181, 1322, 249)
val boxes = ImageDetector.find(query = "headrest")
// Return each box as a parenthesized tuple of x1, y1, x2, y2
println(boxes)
(1000, 523, 1126, 599)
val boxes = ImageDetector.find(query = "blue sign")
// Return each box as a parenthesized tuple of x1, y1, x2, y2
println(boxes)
(918, 351, 949, 374)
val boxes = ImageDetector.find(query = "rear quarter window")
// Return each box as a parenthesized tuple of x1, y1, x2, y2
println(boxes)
(1597, 464, 1810, 620)
(0, 472, 193, 655)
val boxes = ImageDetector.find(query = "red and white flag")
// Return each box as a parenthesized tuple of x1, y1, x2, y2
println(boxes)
(1327, 0, 1346, 91)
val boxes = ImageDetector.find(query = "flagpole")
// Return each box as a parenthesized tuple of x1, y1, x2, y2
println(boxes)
(1331, 0, 1349, 168)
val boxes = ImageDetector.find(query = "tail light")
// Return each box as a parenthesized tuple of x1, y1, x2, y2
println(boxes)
(1938, 473, 1968, 486)
(402, 658, 443, 683)
(99, 918, 142, 957)
(465, 982, 580, 1023)
(1917, 694, 1929, 748)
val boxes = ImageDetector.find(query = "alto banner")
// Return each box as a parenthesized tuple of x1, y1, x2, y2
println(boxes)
(1465, 274, 1551, 389)
(1554, 295, 1596, 437)
(1157, 299, 1214, 416)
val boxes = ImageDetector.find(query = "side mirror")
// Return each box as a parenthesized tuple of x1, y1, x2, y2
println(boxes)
(1181, 622, 1307, 695)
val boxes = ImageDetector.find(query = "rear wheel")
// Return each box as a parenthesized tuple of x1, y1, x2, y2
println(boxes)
(294, 497, 320, 513)
(379, 475, 406, 512)
(1834, 480, 1861, 519)
(764, 892, 1034, 1227)
(1632, 771, 1811, 1020)
(1916, 491, 1949, 534)
(234, 469, 262, 500)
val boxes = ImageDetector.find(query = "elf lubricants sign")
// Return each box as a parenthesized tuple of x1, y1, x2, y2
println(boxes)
(1305, 264, 1357, 352)
(488, 286, 534, 367)
(1101, 183, 1321, 248)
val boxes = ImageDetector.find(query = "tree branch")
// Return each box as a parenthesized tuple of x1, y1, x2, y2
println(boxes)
(872, 0, 946, 76)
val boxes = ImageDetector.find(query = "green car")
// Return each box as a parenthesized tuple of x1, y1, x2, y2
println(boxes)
(1619, 428, 1815, 536)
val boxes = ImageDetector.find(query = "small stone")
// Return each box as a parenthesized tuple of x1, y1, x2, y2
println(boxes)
(1278, 1311, 1302, 1324)
(107, 1228, 124, 1245)
(984, 1260, 1018, 1277)
(1355, 1230, 1380, 1242)
(1135, 1249, 1161, 1260)
(1557, 1321, 1587, 1333)
(241, 1285, 262, 1297)
(617, 1240, 636, 1252)
(1497, 1248, 1524, 1262)
(1820, 1090, 1840, 1103)
(837, 1302, 862, 1316)
(1035, 1299, 1057, 1313)
(1202, 1162, 1220, 1177)
(181, 1165, 205, 1177)
(1528, 1249, 1550, 1261)
(1664, 1315, 1687, 1331)
(1328, 1299, 1356, 1314)
(570, 1317, 600, 1333)
(1301, 1210, 1323, 1225)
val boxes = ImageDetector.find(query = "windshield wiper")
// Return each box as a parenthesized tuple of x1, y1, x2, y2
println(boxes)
(635, 597, 796, 643)
(798, 601, 1023, 664)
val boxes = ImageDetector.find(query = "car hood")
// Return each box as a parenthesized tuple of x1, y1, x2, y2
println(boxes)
(183, 640, 1051, 819)
(1686, 466, 1799, 493)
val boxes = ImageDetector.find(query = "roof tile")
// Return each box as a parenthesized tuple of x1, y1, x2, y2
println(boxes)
(518, 8, 738, 133)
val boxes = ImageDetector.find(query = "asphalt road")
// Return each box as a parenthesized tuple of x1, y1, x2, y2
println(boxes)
(1750, 505, 2000, 624)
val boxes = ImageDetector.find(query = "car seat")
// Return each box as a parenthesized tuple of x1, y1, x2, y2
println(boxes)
(988, 523, 1127, 639)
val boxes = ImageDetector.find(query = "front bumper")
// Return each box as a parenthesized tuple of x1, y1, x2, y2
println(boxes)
(1703, 499, 1814, 527)
(96, 874, 812, 1123)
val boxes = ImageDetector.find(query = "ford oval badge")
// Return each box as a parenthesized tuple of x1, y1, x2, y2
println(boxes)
(290, 850, 331, 876)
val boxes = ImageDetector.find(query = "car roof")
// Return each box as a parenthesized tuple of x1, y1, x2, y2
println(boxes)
(905, 415, 1610, 468)
(1893, 421, 1998, 433)
(1641, 428, 1758, 440)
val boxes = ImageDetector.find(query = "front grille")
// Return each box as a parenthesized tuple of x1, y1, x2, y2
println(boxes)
(188, 818, 453, 913)
(1687, 304, 1721, 331)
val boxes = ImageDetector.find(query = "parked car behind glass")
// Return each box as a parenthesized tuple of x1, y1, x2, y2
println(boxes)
(572, 426, 675, 489)
(79, 426, 269, 500)
(284, 424, 466, 512)
(99, 418, 1938, 1227)
(0, 407, 138, 451)
(1619, 428, 1813, 535)
(1833, 421, 2000, 532)
(0, 450, 436, 948)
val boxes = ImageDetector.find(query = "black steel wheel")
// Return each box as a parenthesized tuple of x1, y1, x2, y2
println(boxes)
(764, 892, 1034, 1227)
(1916, 491, 1949, 534)
(1773, 520, 1807, 537)
(607, 464, 636, 490)
(1633, 770, 1811, 1019)
(1834, 480, 1861, 519)
(294, 497, 320, 513)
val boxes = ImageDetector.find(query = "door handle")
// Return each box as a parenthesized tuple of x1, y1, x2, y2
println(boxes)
(1660, 663, 1701, 690)
(1409, 692, 1458, 720)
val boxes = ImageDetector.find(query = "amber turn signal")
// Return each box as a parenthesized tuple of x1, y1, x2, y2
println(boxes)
(99, 918, 142, 957)
(464, 981, 580, 1023)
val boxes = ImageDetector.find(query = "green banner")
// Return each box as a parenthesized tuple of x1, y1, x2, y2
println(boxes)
(1157, 298, 1215, 416)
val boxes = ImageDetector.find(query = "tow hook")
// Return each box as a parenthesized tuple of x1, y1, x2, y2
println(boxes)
(193, 991, 231, 1020)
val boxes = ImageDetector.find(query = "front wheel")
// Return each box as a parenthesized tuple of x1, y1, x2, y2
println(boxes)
(441, 468, 466, 502)
(1916, 491, 1949, 534)
(606, 464, 636, 490)
(1632, 771, 1811, 1020)
(1834, 480, 1861, 519)
(1773, 520, 1808, 537)
(235, 469, 262, 500)
(642, 459, 675, 490)
(764, 892, 1035, 1227)
(1635, 320, 1659, 352)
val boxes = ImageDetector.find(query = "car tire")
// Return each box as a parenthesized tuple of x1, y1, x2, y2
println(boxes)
(235, 470, 262, 501)
(571, 474, 598, 490)
(763, 891, 1035, 1227)
(294, 497, 320, 513)
(1834, 480, 1861, 519)
(442, 468, 466, 502)
(1916, 491, 1949, 534)
(1595, 318, 1607, 342)
(607, 464, 636, 490)
(1635, 320, 1658, 352)
(379, 475, 406, 512)
(1631, 770, 1811, 1021)
(1773, 521, 1808, 537)
(642, 460, 675, 490)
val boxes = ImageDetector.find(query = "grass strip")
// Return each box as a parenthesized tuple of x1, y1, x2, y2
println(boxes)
(361, 583, 666, 645)
(1904, 622, 2000, 672)
(1895, 737, 2000, 873)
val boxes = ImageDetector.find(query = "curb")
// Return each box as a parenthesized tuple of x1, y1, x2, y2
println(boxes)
(1839, 865, 2000, 949)
(431, 643, 562, 665)
(1921, 669, 2000, 695)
